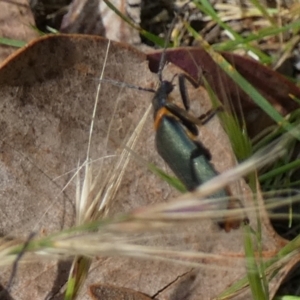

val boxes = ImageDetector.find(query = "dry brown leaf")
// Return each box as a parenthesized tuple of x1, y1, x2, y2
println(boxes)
(0, 34, 293, 299)
(61, 0, 141, 44)
(0, 34, 155, 299)
(147, 48, 300, 137)
(0, 0, 38, 64)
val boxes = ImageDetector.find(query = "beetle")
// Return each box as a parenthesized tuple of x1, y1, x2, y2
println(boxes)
(152, 61, 248, 231)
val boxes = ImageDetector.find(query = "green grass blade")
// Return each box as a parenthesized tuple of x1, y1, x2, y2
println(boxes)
(102, 0, 166, 46)
(259, 159, 300, 183)
(0, 37, 26, 48)
(215, 21, 300, 53)
(185, 23, 297, 137)
(244, 225, 268, 300)
(202, 76, 252, 161)
(65, 256, 92, 300)
(193, 0, 271, 63)
(148, 162, 187, 192)
(275, 296, 300, 300)
(249, 0, 275, 25)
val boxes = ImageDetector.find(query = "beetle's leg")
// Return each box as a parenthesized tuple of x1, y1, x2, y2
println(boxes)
(178, 73, 199, 111)
(165, 103, 199, 136)
(198, 106, 224, 125)
(178, 73, 223, 126)
(219, 197, 250, 232)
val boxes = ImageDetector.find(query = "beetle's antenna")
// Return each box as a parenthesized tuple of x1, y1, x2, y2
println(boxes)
(157, 1, 192, 82)
(157, 16, 177, 83)
(98, 78, 156, 93)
